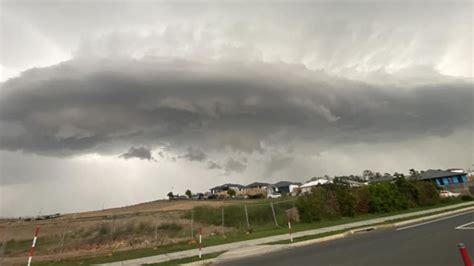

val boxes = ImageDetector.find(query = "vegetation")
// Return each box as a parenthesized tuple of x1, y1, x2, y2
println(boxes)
(296, 177, 441, 223)
(33, 199, 471, 265)
(185, 189, 192, 198)
(227, 189, 236, 197)
(460, 194, 473, 201)
(143, 251, 226, 265)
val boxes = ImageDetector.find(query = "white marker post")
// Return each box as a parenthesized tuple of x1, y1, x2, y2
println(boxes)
(27, 226, 40, 266)
(198, 228, 203, 259)
(288, 218, 293, 243)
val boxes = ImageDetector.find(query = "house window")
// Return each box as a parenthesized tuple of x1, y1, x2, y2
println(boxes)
(453, 177, 459, 184)
(443, 177, 449, 185)
(435, 179, 442, 186)
(462, 176, 468, 183)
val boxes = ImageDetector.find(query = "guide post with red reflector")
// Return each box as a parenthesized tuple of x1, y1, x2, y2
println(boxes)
(458, 243, 473, 266)
(27, 226, 40, 266)
(198, 228, 202, 259)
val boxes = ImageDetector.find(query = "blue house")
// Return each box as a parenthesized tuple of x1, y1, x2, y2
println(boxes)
(419, 169, 469, 193)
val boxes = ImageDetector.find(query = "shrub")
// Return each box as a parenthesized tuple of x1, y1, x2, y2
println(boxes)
(395, 177, 419, 208)
(413, 181, 439, 206)
(460, 195, 474, 201)
(296, 186, 341, 222)
(98, 223, 110, 235)
(368, 183, 408, 213)
(326, 182, 356, 217)
(157, 223, 182, 231)
(354, 186, 370, 214)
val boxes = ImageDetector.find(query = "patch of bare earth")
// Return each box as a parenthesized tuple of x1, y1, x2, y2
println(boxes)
(0, 200, 236, 265)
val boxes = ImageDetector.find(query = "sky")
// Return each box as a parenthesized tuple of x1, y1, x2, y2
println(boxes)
(0, 0, 473, 217)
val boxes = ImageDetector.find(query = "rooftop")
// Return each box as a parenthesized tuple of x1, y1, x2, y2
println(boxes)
(419, 169, 467, 180)
(272, 181, 302, 187)
(246, 182, 270, 188)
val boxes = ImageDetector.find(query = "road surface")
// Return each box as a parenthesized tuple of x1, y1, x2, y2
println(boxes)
(219, 210, 474, 266)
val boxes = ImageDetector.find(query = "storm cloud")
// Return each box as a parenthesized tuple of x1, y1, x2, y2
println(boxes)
(120, 146, 154, 161)
(0, 58, 471, 159)
(182, 147, 207, 162)
(1, 0, 472, 217)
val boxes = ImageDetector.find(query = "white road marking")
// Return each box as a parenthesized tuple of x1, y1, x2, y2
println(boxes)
(455, 221, 474, 230)
(396, 211, 474, 231)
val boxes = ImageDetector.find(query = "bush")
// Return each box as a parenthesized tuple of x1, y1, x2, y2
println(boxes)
(98, 223, 110, 235)
(460, 195, 474, 201)
(296, 187, 341, 222)
(157, 223, 182, 231)
(354, 186, 370, 214)
(326, 182, 356, 217)
(413, 181, 439, 206)
(395, 177, 419, 208)
(368, 183, 408, 213)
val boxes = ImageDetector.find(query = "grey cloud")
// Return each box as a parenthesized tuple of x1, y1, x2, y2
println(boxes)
(0, 58, 472, 158)
(224, 158, 247, 174)
(120, 146, 154, 161)
(206, 158, 247, 173)
(264, 156, 294, 177)
(207, 161, 222, 170)
(182, 147, 207, 162)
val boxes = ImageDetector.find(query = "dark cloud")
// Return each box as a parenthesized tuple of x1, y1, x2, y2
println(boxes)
(264, 156, 294, 177)
(120, 146, 154, 161)
(207, 161, 222, 170)
(224, 158, 247, 174)
(181, 147, 207, 162)
(0, 58, 471, 158)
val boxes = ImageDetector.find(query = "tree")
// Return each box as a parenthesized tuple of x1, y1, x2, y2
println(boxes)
(227, 189, 236, 197)
(167, 192, 174, 200)
(362, 170, 375, 181)
(393, 172, 405, 178)
(185, 189, 192, 198)
(409, 169, 420, 180)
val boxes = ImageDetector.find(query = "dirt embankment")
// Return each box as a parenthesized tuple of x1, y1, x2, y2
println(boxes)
(0, 200, 236, 265)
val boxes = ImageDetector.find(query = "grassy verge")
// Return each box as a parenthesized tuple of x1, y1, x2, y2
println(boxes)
(35, 199, 473, 265)
(266, 202, 474, 245)
(143, 251, 226, 266)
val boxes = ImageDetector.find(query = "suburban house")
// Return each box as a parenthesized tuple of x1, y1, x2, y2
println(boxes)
(418, 169, 470, 194)
(271, 181, 302, 195)
(209, 183, 246, 196)
(345, 179, 367, 187)
(244, 182, 270, 197)
(300, 178, 332, 193)
(369, 175, 396, 184)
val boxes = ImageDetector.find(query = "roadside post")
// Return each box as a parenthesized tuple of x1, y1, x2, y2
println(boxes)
(458, 243, 473, 266)
(270, 202, 279, 227)
(191, 210, 194, 240)
(27, 226, 40, 266)
(287, 216, 293, 243)
(198, 228, 203, 259)
(57, 221, 69, 256)
(244, 205, 250, 230)
(221, 207, 225, 227)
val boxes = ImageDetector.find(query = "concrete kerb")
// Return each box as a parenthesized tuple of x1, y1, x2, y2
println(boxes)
(186, 204, 474, 265)
(393, 205, 474, 227)
(96, 201, 474, 266)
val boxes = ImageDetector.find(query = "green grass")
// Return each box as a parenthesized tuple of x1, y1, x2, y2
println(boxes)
(143, 251, 226, 266)
(34, 199, 472, 265)
(266, 229, 349, 245)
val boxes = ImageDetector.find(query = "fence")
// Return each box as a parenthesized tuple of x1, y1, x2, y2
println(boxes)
(0, 198, 298, 264)
(185, 198, 298, 232)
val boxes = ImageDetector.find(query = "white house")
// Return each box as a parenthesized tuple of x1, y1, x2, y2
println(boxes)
(300, 179, 332, 193)
(270, 181, 302, 195)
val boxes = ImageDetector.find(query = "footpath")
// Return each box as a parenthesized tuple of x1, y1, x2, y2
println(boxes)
(97, 201, 474, 266)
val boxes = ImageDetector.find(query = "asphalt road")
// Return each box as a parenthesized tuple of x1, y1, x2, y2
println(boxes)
(219, 210, 474, 266)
